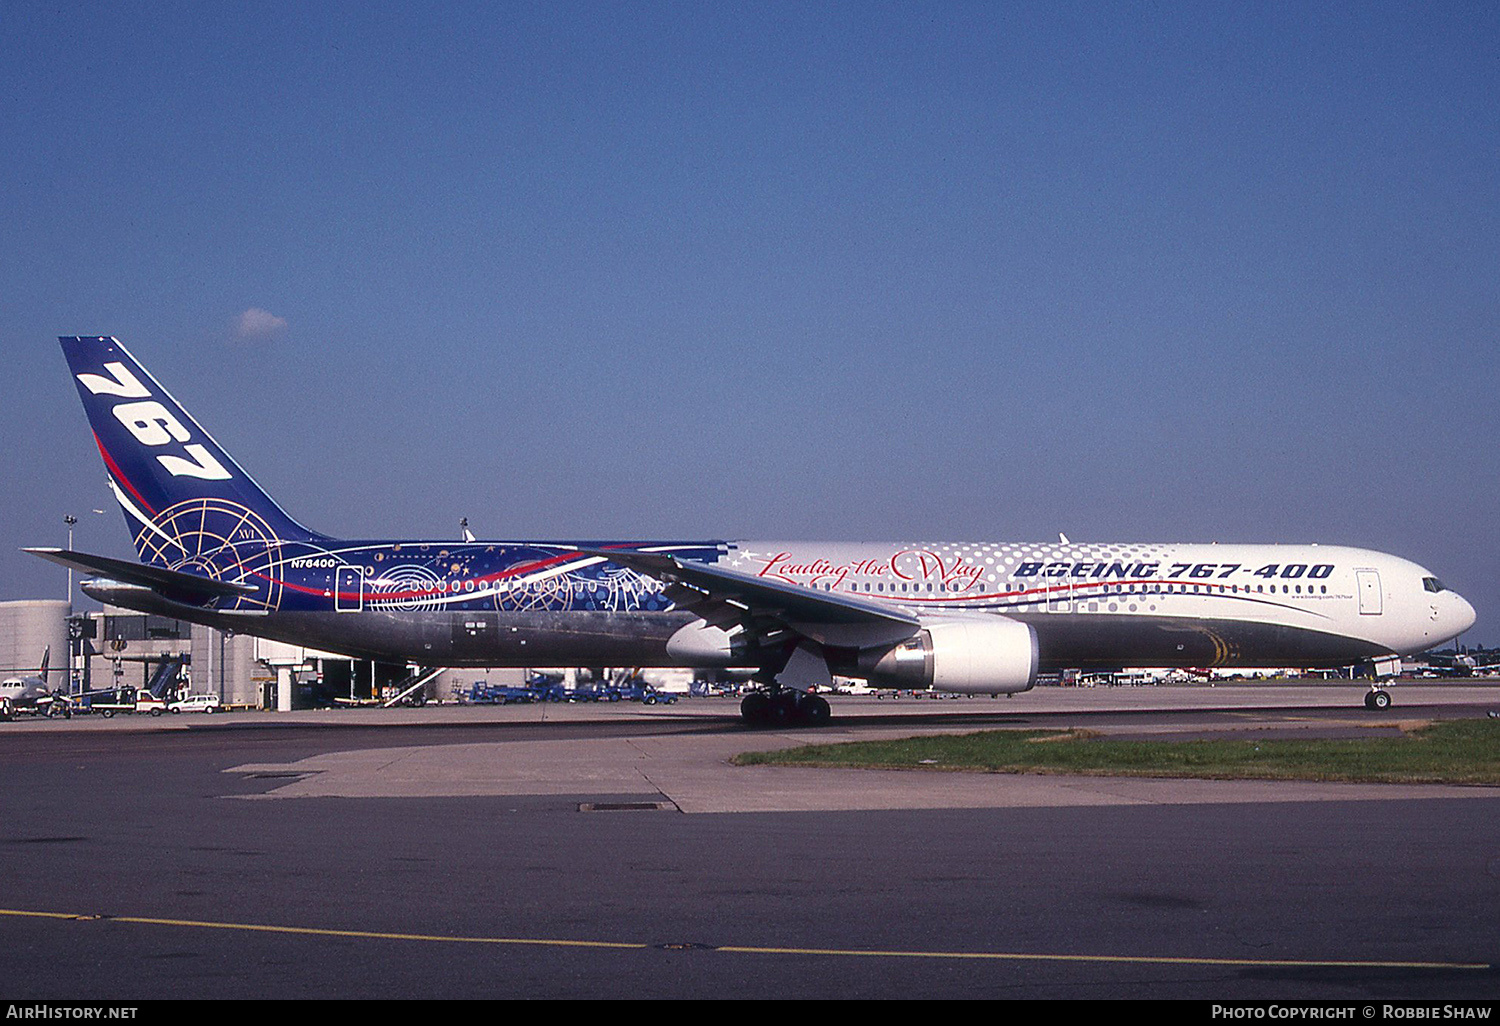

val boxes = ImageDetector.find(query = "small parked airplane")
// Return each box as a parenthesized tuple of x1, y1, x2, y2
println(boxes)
(0, 648, 70, 719)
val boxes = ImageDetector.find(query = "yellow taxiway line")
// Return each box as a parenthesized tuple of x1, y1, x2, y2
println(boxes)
(0, 907, 1487, 970)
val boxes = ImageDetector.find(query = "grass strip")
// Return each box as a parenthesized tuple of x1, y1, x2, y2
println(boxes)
(731, 718, 1500, 785)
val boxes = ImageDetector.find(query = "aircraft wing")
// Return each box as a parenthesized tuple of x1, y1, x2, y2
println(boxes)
(581, 548, 921, 648)
(24, 548, 259, 601)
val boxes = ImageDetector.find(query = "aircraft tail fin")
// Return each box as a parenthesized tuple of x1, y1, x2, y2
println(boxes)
(59, 337, 325, 568)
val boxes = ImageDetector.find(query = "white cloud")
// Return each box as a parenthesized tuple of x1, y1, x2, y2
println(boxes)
(234, 307, 288, 339)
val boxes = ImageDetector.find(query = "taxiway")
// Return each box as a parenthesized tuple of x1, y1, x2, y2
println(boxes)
(1, 684, 1496, 1000)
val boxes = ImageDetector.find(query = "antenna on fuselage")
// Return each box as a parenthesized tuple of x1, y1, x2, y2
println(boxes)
(460, 518, 475, 543)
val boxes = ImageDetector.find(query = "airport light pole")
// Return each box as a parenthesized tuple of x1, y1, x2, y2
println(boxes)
(64, 510, 107, 694)
(64, 514, 78, 696)
(63, 514, 77, 612)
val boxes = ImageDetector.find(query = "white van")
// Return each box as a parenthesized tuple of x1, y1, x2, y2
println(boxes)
(169, 694, 222, 714)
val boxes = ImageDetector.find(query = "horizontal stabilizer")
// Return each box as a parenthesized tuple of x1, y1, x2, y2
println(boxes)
(24, 548, 258, 600)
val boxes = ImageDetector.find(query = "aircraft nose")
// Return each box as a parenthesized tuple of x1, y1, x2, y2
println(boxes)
(1454, 593, 1477, 635)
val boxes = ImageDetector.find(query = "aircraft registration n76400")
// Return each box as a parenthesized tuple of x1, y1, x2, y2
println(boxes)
(29, 336, 1476, 724)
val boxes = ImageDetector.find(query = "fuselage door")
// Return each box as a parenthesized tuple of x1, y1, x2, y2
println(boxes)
(1356, 569, 1382, 615)
(336, 565, 364, 613)
(1047, 576, 1072, 613)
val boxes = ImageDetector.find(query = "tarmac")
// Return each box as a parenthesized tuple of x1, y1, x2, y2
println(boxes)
(22, 681, 1494, 812)
(4, 681, 1498, 1000)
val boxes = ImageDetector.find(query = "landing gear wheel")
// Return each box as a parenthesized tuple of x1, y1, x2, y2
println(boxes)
(765, 692, 795, 725)
(740, 690, 794, 726)
(1366, 689, 1392, 711)
(797, 693, 831, 727)
(741, 691, 771, 724)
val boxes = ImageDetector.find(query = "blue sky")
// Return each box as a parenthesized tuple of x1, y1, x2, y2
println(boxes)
(2, 2, 1497, 644)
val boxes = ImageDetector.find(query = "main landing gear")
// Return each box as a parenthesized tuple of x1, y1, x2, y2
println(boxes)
(740, 688, 831, 727)
(1363, 687, 1393, 711)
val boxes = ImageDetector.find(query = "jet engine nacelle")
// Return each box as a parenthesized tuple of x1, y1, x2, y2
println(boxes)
(859, 617, 1039, 695)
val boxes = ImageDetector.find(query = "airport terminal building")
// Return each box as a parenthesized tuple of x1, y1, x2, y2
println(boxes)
(0, 600, 69, 685)
(0, 598, 516, 709)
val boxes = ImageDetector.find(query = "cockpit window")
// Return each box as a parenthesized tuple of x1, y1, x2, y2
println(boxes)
(1422, 577, 1446, 593)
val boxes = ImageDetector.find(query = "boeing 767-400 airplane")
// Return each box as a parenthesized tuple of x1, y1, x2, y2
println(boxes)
(29, 336, 1476, 724)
